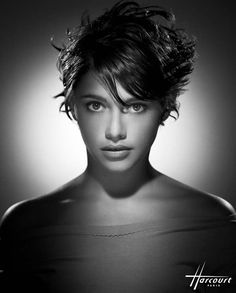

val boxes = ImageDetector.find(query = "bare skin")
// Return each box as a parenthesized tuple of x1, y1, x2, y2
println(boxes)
(1, 169, 234, 235)
(1, 71, 235, 233)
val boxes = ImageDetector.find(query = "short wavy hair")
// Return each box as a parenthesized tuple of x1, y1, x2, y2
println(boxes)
(52, 0, 196, 125)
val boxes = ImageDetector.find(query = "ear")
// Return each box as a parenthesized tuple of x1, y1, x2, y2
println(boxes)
(68, 91, 79, 121)
(71, 104, 79, 121)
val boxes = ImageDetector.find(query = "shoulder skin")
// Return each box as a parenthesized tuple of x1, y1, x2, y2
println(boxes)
(1, 176, 236, 235)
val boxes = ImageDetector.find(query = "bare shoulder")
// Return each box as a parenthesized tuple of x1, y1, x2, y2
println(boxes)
(0, 198, 38, 237)
(152, 173, 236, 219)
(0, 176, 85, 235)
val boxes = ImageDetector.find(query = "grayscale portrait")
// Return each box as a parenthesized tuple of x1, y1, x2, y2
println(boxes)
(0, 1, 235, 292)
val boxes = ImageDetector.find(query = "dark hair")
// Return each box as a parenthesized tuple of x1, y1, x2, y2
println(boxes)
(52, 0, 196, 125)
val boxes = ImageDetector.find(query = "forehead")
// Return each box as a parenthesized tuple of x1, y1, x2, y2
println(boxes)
(74, 71, 138, 104)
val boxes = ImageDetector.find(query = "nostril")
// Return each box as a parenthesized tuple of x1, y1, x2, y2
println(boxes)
(105, 113, 126, 141)
(105, 132, 126, 141)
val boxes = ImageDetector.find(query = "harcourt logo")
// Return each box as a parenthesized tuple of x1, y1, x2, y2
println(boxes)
(185, 262, 232, 291)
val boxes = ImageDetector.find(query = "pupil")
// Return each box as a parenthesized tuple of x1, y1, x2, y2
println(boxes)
(134, 104, 140, 111)
(93, 103, 100, 109)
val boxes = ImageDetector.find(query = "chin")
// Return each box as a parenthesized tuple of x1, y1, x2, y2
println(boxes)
(101, 160, 135, 173)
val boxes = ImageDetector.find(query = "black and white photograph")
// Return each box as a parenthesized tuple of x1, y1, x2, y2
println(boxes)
(0, 0, 235, 292)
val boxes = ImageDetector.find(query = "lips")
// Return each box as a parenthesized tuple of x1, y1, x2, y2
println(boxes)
(101, 145, 132, 151)
(101, 145, 132, 161)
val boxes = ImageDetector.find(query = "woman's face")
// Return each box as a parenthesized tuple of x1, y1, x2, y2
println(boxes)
(73, 71, 162, 172)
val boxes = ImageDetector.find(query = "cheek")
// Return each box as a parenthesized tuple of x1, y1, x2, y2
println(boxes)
(77, 115, 104, 146)
(128, 115, 160, 144)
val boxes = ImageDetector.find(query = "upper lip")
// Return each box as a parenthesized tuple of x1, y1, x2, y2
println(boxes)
(101, 145, 133, 151)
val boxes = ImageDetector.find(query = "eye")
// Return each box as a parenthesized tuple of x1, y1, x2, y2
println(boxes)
(87, 102, 104, 112)
(129, 103, 146, 113)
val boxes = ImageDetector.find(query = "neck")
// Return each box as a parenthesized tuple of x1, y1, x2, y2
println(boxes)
(83, 153, 159, 199)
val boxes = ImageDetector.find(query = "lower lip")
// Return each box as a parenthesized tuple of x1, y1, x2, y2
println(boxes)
(102, 150, 131, 161)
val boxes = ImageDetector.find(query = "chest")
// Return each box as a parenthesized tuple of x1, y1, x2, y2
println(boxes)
(45, 199, 169, 226)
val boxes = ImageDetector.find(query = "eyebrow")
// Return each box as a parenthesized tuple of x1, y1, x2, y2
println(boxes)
(79, 94, 108, 103)
(79, 94, 147, 104)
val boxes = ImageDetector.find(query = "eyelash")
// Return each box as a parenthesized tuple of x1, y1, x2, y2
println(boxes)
(128, 104, 147, 113)
(86, 102, 147, 113)
(86, 102, 104, 112)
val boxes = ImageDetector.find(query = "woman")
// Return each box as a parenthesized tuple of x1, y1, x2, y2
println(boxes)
(0, 1, 235, 292)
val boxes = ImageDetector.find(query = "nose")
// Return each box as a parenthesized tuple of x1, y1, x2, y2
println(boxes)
(105, 110, 126, 142)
